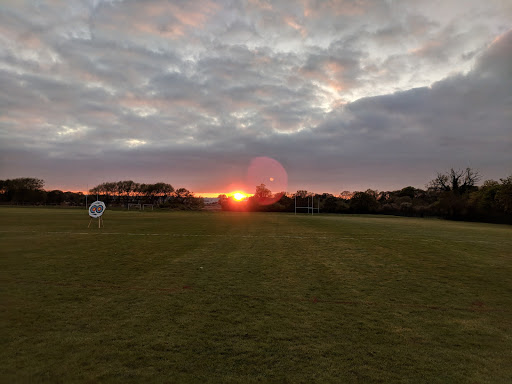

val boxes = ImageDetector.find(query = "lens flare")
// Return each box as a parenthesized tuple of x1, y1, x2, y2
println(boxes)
(247, 157, 288, 206)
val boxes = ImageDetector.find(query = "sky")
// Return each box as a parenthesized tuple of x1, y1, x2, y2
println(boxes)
(0, 0, 511, 196)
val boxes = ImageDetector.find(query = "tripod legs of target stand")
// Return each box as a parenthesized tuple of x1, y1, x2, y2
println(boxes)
(88, 217, 104, 228)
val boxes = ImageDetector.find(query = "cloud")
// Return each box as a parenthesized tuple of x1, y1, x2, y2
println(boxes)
(0, 1, 511, 193)
(308, 29, 512, 185)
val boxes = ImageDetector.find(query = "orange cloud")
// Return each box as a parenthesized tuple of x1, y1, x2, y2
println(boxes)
(247, 0, 273, 11)
(410, 40, 443, 57)
(299, 59, 349, 93)
(284, 16, 307, 37)
(135, 0, 219, 37)
(303, 0, 368, 17)
(97, 0, 219, 40)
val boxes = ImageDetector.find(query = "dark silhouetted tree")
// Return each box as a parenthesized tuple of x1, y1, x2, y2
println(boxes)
(255, 184, 272, 199)
(0, 177, 45, 203)
(496, 175, 512, 214)
(350, 190, 378, 213)
(428, 168, 480, 194)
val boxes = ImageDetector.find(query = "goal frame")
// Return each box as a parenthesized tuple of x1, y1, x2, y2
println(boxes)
(294, 195, 320, 215)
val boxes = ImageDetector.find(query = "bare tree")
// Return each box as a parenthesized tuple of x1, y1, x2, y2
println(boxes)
(428, 168, 480, 194)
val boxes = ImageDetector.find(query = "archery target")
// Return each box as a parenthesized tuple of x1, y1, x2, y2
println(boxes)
(89, 201, 106, 218)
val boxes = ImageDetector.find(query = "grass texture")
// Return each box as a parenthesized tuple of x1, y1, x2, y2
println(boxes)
(1, 207, 511, 383)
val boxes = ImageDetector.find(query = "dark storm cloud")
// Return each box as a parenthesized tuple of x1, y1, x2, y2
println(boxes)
(309, 30, 512, 188)
(0, 0, 511, 193)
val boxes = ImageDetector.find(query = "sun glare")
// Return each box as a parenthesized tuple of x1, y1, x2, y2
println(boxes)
(233, 192, 247, 201)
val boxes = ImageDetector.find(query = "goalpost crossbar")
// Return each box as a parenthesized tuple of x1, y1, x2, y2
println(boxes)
(294, 195, 320, 215)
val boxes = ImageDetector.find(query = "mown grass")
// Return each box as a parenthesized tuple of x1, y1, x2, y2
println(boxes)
(1, 207, 511, 383)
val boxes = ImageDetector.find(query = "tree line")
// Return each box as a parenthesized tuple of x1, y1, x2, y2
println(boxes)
(1, 169, 510, 223)
(89, 181, 203, 210)
(0, 179, 203, 210)
(220, 169, 512, 224)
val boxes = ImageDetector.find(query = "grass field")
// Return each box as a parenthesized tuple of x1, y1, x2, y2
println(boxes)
(1, 207, 511, 383)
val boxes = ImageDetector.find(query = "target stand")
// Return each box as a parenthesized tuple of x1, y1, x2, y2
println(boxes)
(88, 201, 106, 228)
(88, 216, 104, 228)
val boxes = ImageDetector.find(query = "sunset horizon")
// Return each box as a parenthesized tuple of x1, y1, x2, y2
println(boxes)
(1, 1, 511, 381)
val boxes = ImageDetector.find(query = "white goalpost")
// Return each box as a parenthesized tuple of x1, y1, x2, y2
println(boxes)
(128, 203, 153, 210)
(295, 195, 320, 215)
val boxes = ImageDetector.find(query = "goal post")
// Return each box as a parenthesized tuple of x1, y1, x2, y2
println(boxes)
(295, 195, 320, 215)
(128, 203, 141, 210)
(142, 204, 154, 210)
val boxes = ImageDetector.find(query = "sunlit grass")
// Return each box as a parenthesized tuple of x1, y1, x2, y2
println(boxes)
(1, 208, 511, 383)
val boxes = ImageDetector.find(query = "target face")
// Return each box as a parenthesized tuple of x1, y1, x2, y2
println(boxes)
(89, 201, 106, 218)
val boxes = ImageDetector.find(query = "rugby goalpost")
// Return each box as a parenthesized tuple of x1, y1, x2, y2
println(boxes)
(295, 195, 320, 215)
(128, 203, 153, 210)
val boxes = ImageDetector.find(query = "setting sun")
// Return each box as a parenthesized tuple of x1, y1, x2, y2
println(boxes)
(233, 192, 247, 201)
